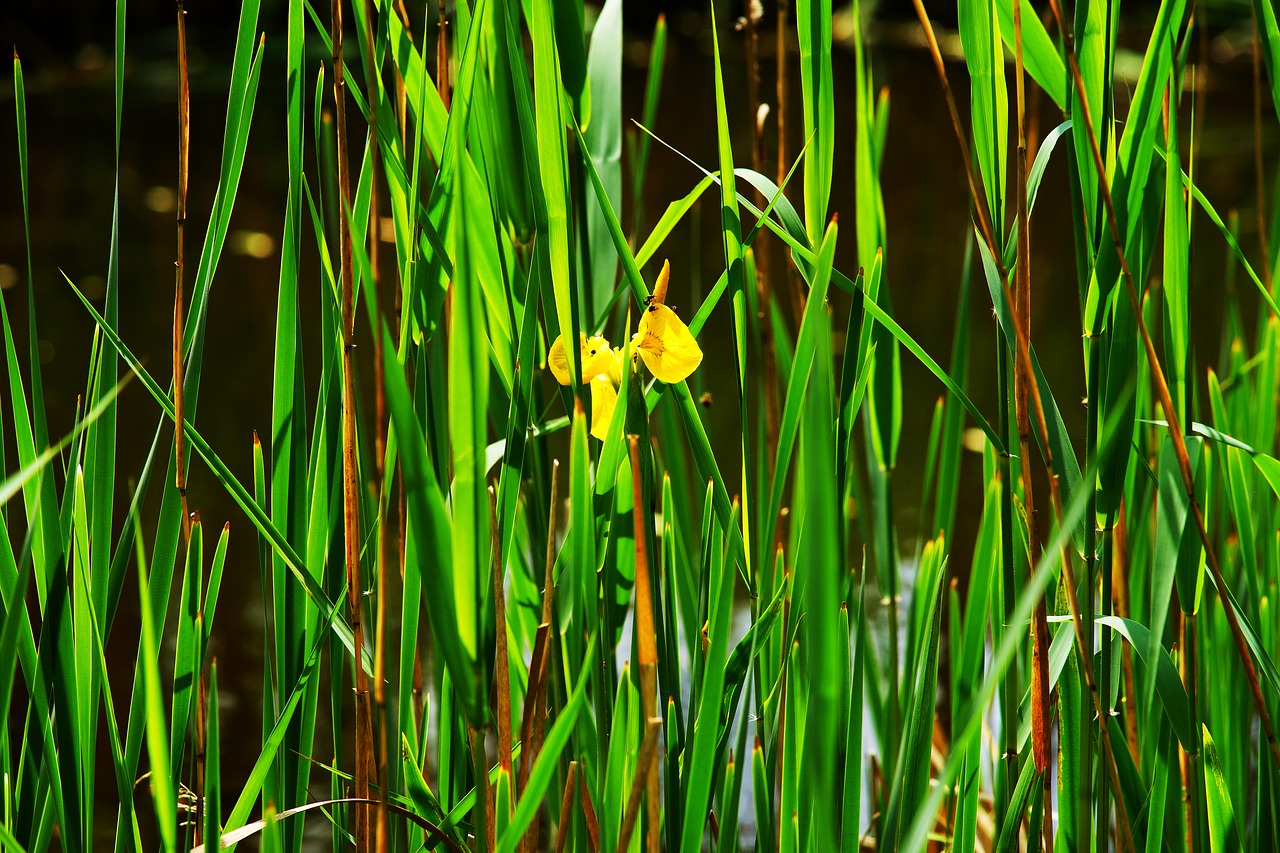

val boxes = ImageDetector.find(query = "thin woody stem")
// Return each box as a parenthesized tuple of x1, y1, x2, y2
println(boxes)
(1011, 0, 1052, 787)
(332, 0, 376, 848)
(628, 436, 661, 853)
(175, 7, 201, 842)
(1011, 3, 1055, 849)
(174, 0, 191, 543)
(355, 0, 390, 849)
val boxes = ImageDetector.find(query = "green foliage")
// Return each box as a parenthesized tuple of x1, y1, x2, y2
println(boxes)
(4, 0, 1280, 850)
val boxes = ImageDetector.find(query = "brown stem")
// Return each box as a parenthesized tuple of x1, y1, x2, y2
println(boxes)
(616, 718, 663, 853)
(332, 0, 375, 848)
(1040, 0, 1280, 773)
(628, 437, 661, 853)
(354, 2, 391, 849)
(628, 439, 659, 684)
(1012, 9, 1056, 848)
(579, 772, 601, 852)
(1180, 611, 1196, 853)
(174, 0, 191, 543)
(1012, 0, 1052, 791)
(173, 2, 201, 843)
(554, 762, 578, 853)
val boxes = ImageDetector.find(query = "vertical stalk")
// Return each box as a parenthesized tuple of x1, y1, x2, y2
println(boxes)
(775, 579, 791, 853)
(1180, 610, 1201, 852)
(332, 0, 374, 848)
(1012, 0, 1053, 822)
(555, 762, 579, 853)
(1098, 530, 1114, 849)
(174, 6, 202, 843)
(436, 2, 453, 338)
(371, 90, 391, 853)
(355, 1, 390, 849)
(874, 465, 899, 780)
(996, 342, 1018, 825)
(1082, 335, 1100, 847)
(489, 488, 513, 777)
(488, 487, 514, 850)
(1114, 500, 1139, 767)
(628, 437, 661, 853)
(174, 0, 191, 542)
(519, 462, 558, 853)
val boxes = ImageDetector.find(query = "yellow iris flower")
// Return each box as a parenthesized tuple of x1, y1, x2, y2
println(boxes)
(548, 333, 615, 386)
(545, 260, 700, 440)
(548, 332, 622, 440)
(589, 374, 619, 441)
(631, 260, 703, 384)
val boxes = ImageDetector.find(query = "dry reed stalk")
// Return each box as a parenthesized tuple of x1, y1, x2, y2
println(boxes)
(331, 0, 376, 847)
(628, 436, 662, 853)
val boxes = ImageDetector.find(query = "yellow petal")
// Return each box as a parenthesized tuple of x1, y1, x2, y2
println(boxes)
(632, 303, 703, 384)
(549, 332, 615, 386)
(651, 259, 671, 306)
(590, 377, 618, 441)
(605, 347, 625, 386)
(548, 334, 574, 385)
(582, 334, 615, 379)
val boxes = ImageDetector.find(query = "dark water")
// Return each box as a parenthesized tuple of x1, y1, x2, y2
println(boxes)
(0, 3, 1273, 844)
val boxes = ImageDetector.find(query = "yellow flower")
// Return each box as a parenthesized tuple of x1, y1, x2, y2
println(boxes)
(589, 376, 618, 441)
(602, 344, 625, 387)
(548, 331, 623, 440)
(631, 259, 703, 384)
(548, 332, 615, 386)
